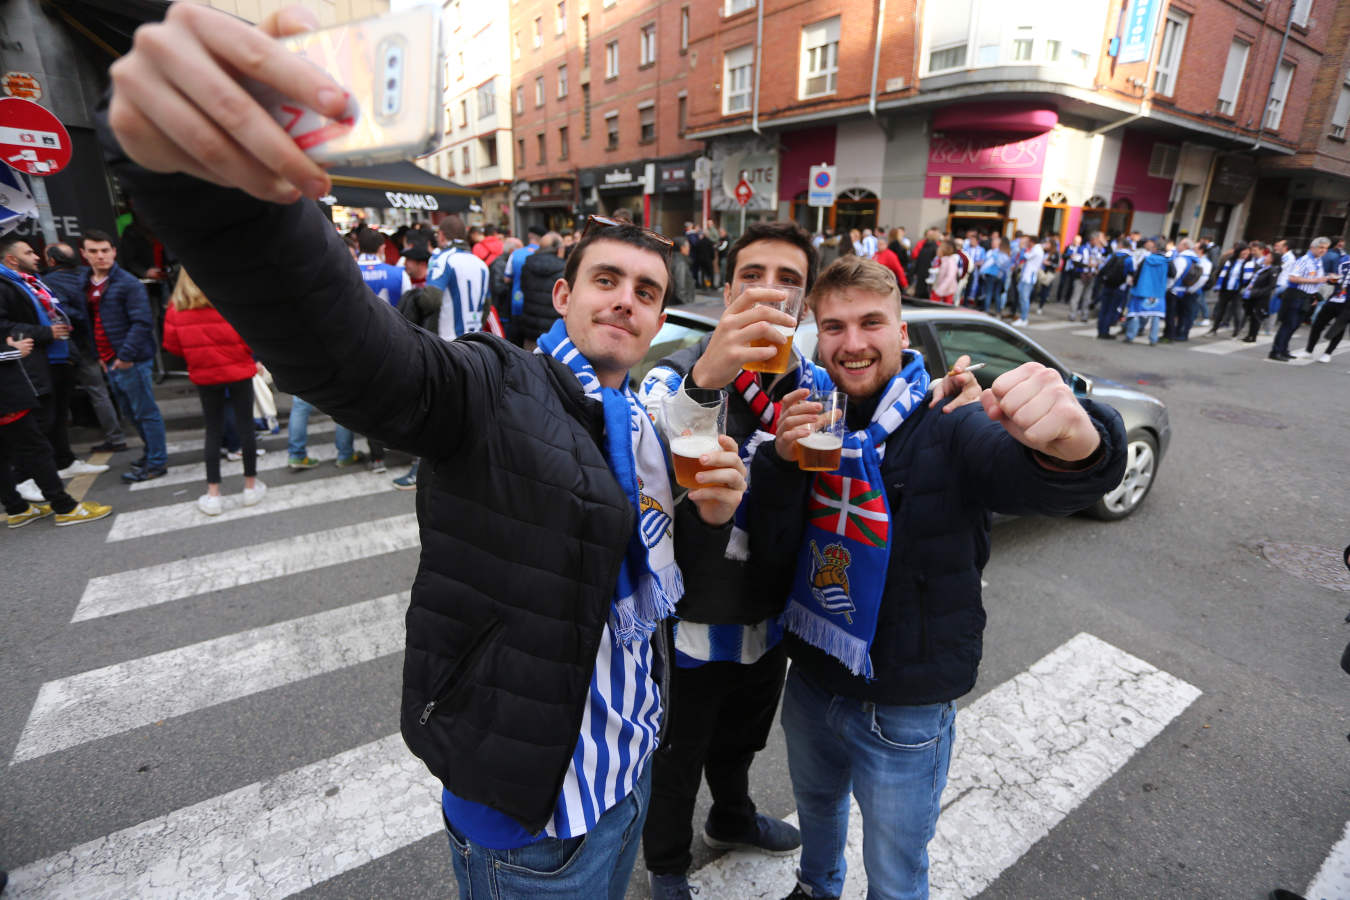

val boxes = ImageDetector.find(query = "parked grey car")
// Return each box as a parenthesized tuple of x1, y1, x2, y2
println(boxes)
(635, 299, 1170, 520)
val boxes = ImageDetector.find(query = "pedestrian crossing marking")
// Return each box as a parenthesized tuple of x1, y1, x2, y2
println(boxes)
(1071, 328, 1098, 337)
(1307, 818, 1350, 900)
(128, 442, 338, 491)
(689, 633, 1201, 899)
(1192, 334, 1273, 355)
(161, 419, 334, 457)
(73, 513, 419, 622)
(12, 593, 407, 765)
(108, 470, 401, 542)
(1025, 321, 1079, 331)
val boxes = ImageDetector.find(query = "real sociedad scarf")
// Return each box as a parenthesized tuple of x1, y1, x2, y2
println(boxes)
(536, 318, 683, 645)
(723, 351, 828, 561)
(781, 351, 930, 679)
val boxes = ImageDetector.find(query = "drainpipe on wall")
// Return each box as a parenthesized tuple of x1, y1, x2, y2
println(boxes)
(1252, 1, 1296, 151)
(869, 0, 887, 122)
(751, 1, 764, 135)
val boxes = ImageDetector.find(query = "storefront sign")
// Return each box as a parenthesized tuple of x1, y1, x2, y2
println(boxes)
(2, 72, 41, 101)
(384, 191, 440, 210)
(927, 133, 1049, 176)
(658, 159, 695, 193)
(599, 166, 645, 192)
(711, 149, 777, 212)
(1118, 0, 1163, 65)
(938, 175, 952, 196)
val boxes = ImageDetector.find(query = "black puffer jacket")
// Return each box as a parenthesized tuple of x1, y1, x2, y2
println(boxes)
(750, 393, 1125, 706)
(0, 277, 54, 396)
(104, 129, 726, 834)
(517, 249, 566, 344)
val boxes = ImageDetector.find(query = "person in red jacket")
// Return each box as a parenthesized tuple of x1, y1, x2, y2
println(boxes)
(873, 243, 910, 291)
(162, 269, 265, 515)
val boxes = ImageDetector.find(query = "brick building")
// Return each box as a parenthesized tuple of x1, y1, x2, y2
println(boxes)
(679, 0, 1350, 247)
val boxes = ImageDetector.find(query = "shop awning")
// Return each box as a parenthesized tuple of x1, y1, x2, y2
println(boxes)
(933, 104, 1058, 136)
(325, 161, 477, 212)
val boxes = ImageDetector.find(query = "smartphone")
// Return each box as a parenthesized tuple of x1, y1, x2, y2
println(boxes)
(245, 6, 442, 167)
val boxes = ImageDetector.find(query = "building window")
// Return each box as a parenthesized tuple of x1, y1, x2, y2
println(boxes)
(929, 44, 967, 72)
(724, 45, 754, 114)
(461, 145, 471, 174)
(536, 132, 546, 164)
(582, 83, 592, 138)
(681, 6, 689, 53)
(1071, 49, 1090, 69)
(533, 17, 542, 48)
(557, 65, 568, 98)
(1152, 10, 1188, 96)
(799, 16, 840, 98)
(606, 112, 619, 150)
(725, 0, 754, 14)
(457, 51, 465, 80)
(1216, 40, 1249, 117)
(1012, 37, 1033, 62)
(459, 99, 468, 128)
(1045, 39, 1061, 62)
(581, 14, 590, 66)
(517, 137, 525, 168)
(443, 103, 452, 133)
(678, 94, 687, 136)
(478, 80, 497, 118)
(480, 136, 498, 168)
(606, 40, 619, 79)
(1147, 143, 1179, 179)
(513, 30, 520, 60)
(555, 0, 566, 35)
(639, 103, 655, 142)
(535, 76, 545, 107)
(640, 24, 657, 67)
(559, 126, 569, 160)
(1331, 83, 1350, 139)
(1291, 0, 1312, 27)
(515, 85, 524, 115)
(1265, 61, 1295, 130)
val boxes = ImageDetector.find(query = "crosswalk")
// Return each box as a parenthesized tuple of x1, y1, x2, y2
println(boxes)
(1022, 316, 1350, 366)
(4, 419, 1347, 899)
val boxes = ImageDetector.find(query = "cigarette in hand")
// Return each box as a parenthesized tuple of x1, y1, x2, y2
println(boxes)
(947, 362, 987, 377)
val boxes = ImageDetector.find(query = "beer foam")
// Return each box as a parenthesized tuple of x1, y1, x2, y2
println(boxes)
(771, 324, 795, 338)
(670, 435, 722, 457)
(799, 432, 843, 451)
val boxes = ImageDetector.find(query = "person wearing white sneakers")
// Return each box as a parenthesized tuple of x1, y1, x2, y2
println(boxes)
(1300, 251, 1350, 364)
(161, 269, 265, 516)
(1012, 234, 1043, 327)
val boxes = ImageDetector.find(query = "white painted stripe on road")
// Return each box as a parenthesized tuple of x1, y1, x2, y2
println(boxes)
(1289, 345, 1350, 367)
(12, 593, 407, 764)
(128, 442, 337, 491)
(1071, 328, 1098, 337)
(73, 513, 419, 622)
(1192, 334, 1273, 355)
(1025, 321, 1078, 331)
(1306, 818, 1350, 900)
(689, 632, 1201, 899)
(161, 420, 335, 456)
(108, 470, 400, 542)
(5, 733, 440, 899)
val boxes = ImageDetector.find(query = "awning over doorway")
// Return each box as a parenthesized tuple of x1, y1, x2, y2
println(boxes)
(325, 161, 477, 212)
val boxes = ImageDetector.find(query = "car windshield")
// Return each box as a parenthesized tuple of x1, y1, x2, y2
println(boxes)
(932, 322, 1064, 390)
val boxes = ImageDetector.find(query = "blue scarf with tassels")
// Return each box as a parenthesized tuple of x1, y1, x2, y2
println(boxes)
(536, 318, 683, 645)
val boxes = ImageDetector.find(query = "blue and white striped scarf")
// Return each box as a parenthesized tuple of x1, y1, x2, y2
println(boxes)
(536, 318, 683, 645)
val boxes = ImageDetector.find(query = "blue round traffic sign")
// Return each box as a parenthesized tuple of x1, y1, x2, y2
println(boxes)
(814, 170, 831, 188)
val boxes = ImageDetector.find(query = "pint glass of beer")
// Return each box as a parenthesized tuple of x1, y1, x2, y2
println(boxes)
(796, 391, 846, 472)
(741, 285, 805, 375)
(661, 388, 728, 490)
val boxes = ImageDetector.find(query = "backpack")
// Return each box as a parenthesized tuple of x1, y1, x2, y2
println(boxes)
(1098, 252, 1128, 288)
(1179, 258, 1203, 289)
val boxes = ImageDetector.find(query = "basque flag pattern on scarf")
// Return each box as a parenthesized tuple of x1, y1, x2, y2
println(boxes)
(781, 351, 930, 679)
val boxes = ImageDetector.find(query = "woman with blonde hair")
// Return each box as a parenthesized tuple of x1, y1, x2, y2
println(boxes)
(162, 269, 264, 515)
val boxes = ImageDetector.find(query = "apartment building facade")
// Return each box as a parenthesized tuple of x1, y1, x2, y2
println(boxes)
(681, 0, 1350, 247)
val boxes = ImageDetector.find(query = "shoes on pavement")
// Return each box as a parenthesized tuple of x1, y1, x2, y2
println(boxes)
(1267, 352, 1292, 362)
(367, 457, 387, 474)
(1199, 318, 1212, 328)
(1317, 352, 1332, 363)
(224, 447, 268, 462)
(16, 478, 42, 503)
(1289, 349, 1311, 359)
(1121, 338, 1133, 343)
(649, 872, 698, 900)
(782, 885, 838, 900)
(242, 480, 267, 507)
(1242, 336, 1257, 343)
(703, 813, 801, 856)
(121, 466, 168, 483)
(8, 503, 52, 528)
(335, 451, 368, 468)
(288, 455, 321, 470)
(90, 440, 129, 453)
(1011, 318, 1028, 327)
(197, 493, 223, 516)
(57, 459, 109, 478)
(392, 468, 419, 490)
(54, 501, 113, 527)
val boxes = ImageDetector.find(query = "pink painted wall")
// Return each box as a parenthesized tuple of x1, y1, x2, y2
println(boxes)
(1112, 129, 1173, 214)
(924, 132, 1048, 202)
(777, 125, 837, 204)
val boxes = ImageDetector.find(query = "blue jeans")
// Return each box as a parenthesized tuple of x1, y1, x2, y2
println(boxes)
(444, 761, 651, 900)
(1097, 287, 1125, 337)
(979, 274, 1002, 313)
(1125, 313, 1161, 343)
(1016, 280, 1033, 320)
(1272, 289, 1312, 356)
(106, 359, 167, 469)
(781, 667, 955, 900)
(286, 394, 354, 460)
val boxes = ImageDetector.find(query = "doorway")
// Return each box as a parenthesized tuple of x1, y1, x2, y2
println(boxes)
(947, 187, 1011, 238)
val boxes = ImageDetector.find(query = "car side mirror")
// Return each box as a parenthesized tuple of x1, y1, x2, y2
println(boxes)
(1069, 372, 1093, 396)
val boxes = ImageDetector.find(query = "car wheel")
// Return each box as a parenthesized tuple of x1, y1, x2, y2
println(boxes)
(1090, 431, 1158, 521)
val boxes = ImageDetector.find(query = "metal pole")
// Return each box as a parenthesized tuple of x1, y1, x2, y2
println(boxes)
(816, 205, 824, 235)
(28, 175, 57, 245)
(740, 206, 746, 237)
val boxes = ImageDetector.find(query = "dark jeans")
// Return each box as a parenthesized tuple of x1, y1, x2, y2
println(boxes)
(1175, 292, 1200, 341)
(642, 641, 788, 876)
(1272, 289, 1314, 356)
(33, 361, 76, 470)
(0, 412, 77, 514)
(1097, 287, 1125, 337)
(106, 359, 167, 469)
(197, 379, 256, 484)
(1211, 289, 1241, 334)
(1056, 269, 1077, 303)
(978, 273, 1003, 313)
(1307, 299, 1350, 354)
(1163, 292, 1182, 339)
(1242, 296, 1267, 341)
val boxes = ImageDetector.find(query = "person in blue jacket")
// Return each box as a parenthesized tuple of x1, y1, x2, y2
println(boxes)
(977, 233, 1011, 314)
(1124, 237, 1170, 345)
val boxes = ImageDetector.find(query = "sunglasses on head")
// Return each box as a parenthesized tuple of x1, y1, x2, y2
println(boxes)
(580, 215, 674, 249)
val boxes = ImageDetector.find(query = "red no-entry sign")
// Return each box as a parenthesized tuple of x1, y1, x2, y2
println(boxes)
(734, 178, 753, 207)
(0, 97, 71, 177)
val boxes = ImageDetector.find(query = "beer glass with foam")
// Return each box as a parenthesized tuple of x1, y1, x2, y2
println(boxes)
(740, 284, 805, 375)
(797, 390, 846, 472)
(660, 388, 728, 490)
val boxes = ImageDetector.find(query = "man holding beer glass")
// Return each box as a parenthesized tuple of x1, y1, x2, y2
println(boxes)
(101, 7, 750, 896)
(638, 225, 980, 899)
(748, 257, 1127, 900)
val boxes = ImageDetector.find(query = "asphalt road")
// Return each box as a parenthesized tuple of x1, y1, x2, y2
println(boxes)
(1, 311, 1346, 900)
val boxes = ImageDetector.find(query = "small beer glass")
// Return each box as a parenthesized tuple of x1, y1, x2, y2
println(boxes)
(661, 388, 728, 490)
(796, 390, 847, 472)
(740, 284, 805, 374)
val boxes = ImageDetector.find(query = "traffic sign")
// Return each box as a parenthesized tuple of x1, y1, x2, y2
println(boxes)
(734, 177, 753, 207)
(808, 164, 836, 207)
(0, 97, 71, 177)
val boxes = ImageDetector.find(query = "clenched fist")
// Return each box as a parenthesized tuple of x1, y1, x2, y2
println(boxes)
(979, 363, 1101, 463)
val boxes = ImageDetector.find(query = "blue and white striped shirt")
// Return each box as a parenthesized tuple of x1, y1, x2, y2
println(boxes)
(429, 244, 491, 339)
(1285, 251, 1325, 293)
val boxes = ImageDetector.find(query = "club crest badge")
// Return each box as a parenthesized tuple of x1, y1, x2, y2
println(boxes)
(809, 540, 855, 624)
(637, 478, 671, 549)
